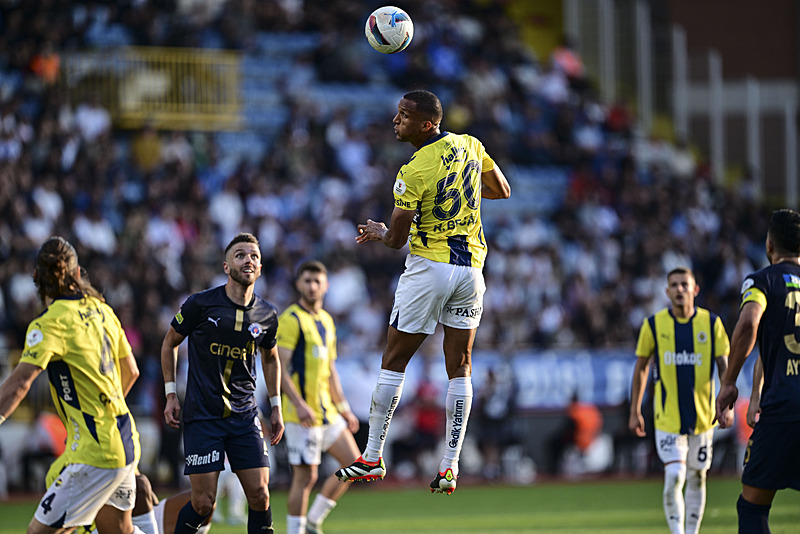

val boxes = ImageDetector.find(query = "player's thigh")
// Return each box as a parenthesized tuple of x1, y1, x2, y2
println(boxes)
(93, 505, 134, 534)
(33, 462, 137, 530)
(322, 417, 359, 464)
(183, 419, 226, 475)
(285, 423, 324, 466)
(225, 414, 271, 471)
(654, 430, 689, 465)
(742, 420, 800, 491)
(439, 264, 485, 330)
(686, 429, 713, 470)
(235, 466, 270, 501)
(390, 255, 453, 335)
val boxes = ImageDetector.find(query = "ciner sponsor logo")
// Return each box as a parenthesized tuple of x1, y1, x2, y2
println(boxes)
(210, 342, 254, 360)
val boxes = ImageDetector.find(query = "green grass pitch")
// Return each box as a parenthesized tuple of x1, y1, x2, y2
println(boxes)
(0, 476, 797, 533)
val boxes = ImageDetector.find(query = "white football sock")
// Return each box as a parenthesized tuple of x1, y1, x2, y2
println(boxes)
(132, 509, 157, 534)
(684, 468, 707, 534)
(287, 514, 306, 534)
(663, 462, 687, 534)
(439, 376, 473, 475)
(307, 494, 336, 525)
(363, 369, 405, 462)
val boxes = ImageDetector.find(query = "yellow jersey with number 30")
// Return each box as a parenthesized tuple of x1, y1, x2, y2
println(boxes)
(393, 132, 495, 268)
(20, 295, 140, 469)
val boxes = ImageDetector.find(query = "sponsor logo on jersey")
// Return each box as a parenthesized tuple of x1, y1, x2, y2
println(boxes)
(440, 145, 466, 168)
(26, 328, 43, 347)
(662, 350, 702, 366)
(175, 311, 184, 324)
(740, 278, 754, 294)
(394, 178, 407, 196)
(22, 350, 38, 360)
(395, 198, 414, 209)
(783, 274, 800, 288)
(207, 316, 220, 327)
(449, 399, 465, 447)
(248, 322, 263, 338)
(210, 342, 254, 360)
(186, 450, 221, 466)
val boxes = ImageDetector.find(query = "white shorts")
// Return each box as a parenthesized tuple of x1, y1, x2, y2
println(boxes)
(655, 429, 714, 470)
(391, 254, 485, 335)
(34, 462, 137, 528)
(285, 415, 347, 466)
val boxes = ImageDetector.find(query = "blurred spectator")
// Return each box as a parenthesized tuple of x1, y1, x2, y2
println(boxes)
(475, 366, 518, 480)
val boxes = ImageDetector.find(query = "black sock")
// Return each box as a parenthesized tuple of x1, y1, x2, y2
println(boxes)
(247, 505, 274, 533)
(174, 501, 211, 533)
(737, 494, 771, 534)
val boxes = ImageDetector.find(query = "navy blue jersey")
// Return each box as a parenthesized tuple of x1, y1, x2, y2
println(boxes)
(740, 262, 800, 422)
(171, 285, 278, 422)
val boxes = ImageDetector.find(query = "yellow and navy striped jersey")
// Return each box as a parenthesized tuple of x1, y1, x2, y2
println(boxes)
(635, 307, 730, 435)
(277, 303, 338, 426)
(20, 295, 140, 469)
(740, 263, 800, 422)
(393, 132, 496, 268)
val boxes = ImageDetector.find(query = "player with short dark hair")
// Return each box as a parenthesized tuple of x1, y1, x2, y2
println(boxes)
(0, 236, 143, 533)
(161, 232, 284, 534)
(715, 208, 800, 533)
(335, 89, 511, 494)
(630, 266, 732, 534)
(278, 260, 361, 534)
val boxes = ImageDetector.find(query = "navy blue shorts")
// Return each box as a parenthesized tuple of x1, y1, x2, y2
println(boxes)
(183, 412, 270, 475)
(742, 419, 800, 491)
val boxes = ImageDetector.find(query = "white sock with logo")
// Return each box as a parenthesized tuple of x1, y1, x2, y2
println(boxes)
(364, 369, 405, 462)
(684, 469, 706, 534)
(287, 514, 306, 534)
(663, 462, 687, 534)
(307, 494, 336, 525)
(439, 376, 473, 475)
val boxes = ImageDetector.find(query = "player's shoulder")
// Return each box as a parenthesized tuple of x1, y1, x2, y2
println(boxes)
(278, 302, 302, 320)
(251, 293, 278, 318)
(189, 285, 226, 305)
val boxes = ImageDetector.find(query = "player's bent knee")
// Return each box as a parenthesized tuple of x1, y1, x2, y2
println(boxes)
(663, 462, 687, 491)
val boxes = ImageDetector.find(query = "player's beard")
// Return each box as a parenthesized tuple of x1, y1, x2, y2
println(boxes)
(230, 266, 260, 288)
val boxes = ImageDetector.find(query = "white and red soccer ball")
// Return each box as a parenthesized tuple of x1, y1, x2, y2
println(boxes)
(365, 6, 414, 54)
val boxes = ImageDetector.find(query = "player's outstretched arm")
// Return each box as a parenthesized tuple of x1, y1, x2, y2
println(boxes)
(715, 301, 763, 426)
(161, 326, 185, 429)
(0, 362, 43, 424)
(262, 345, 285, 444)
(480, 166, 511, 199)
(628, 356, 652, 437)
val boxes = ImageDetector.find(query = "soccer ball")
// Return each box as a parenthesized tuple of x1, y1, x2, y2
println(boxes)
(365, 6, 414, 54)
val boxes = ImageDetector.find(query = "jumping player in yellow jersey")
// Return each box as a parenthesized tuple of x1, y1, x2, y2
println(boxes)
(278, 261, 360, 534)
(0, 236, 143, 534)
(336, 89, 511, 494)
(629, 266, 733, 534)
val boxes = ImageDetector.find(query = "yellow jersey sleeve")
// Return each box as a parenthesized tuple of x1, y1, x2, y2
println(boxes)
(713, 315, 731, 357)
(635, 318, 655, 358)
(277, 309, 301, 350)
(21, 315, 63, 369)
